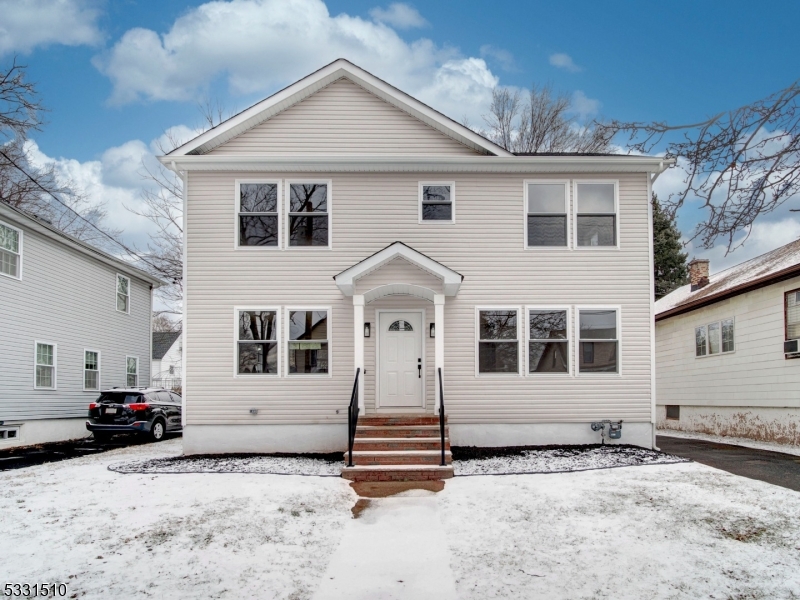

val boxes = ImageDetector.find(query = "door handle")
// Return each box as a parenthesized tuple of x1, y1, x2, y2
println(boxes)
(418, 358, 422, 378)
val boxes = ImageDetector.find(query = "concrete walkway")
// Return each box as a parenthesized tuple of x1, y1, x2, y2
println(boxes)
(313, 492, 458, 600)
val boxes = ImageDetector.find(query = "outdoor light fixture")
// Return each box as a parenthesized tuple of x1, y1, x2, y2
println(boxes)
(364, 322, 371, 337)
(430, 323, 435, 338)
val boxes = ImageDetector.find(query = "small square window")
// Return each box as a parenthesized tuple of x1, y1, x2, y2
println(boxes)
(420, 183, 454, 222)
(665, 405, 680, 420)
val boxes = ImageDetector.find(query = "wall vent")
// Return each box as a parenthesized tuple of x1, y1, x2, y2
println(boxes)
(0, 427, 20, 441)
(665, 405, 680, 420)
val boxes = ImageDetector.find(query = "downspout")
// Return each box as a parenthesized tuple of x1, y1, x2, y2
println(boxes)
(647, 171, 659, 451)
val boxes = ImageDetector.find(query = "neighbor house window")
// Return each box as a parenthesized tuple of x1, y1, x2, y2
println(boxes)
(526, 182, 568, 247)
(84, 350, 100, 391)
(578, 309, 618, 373)
(237, 310, 278, 375)
(0, 221, 21, 279)
(420, 183, 454, 222)
(576, 182, 617, 247)
(528, 308, 569, 374)
(116, 274, 130, 313)
(478, 309, 519, 374)
(126, 356, 139, 387)
(287, 310, 329, 374)
(288, 183, 329, 246)
(238, 182, 279, 247)
(695, 319, 734, 357)
(785, 291, 800, 341)
(35, 342, 56, 389)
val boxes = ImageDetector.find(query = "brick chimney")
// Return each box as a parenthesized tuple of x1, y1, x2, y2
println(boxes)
(688, 258, 710, 291)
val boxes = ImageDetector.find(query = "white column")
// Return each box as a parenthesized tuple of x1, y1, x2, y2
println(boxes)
(434, 294, 445, 412)
(353, 295, 366, 412)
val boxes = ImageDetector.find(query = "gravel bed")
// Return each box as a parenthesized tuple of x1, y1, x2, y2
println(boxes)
(109, 452, 343, 476)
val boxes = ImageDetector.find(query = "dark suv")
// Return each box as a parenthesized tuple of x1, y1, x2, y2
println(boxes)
(86, 388, 182, 442)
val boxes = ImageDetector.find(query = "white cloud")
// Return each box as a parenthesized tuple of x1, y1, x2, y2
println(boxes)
(549, 53, 581, 73)
(479, 44, 516, 72)
(369, 3, 428, 29)
(0, 0, 102, 55)
(570, 90, 600, 120)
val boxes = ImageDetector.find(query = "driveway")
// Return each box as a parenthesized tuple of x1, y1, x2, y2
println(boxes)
(657, 435, 800, 492)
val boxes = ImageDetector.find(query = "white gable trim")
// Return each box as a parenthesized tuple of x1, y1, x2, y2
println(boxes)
(167, 59, 511, 158)
(334, 242, 463, 297)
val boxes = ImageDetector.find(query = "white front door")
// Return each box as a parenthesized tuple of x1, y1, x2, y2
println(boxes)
(378, 311, 423, 408)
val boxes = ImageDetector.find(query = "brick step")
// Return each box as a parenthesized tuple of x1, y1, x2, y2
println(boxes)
(341, 465, 454, 482)
(358, 414, 445, 427)
(344, 450, 453, 466)
(353, 437, 450, 451)
(356, 425, 443, 438)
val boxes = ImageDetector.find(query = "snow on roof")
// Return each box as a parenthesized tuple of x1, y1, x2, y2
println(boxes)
(656, 238, 800, 318)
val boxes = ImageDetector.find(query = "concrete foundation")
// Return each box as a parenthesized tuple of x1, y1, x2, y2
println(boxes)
(0, 418, 90, 449)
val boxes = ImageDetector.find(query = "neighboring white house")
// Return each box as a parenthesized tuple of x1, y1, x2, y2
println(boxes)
(160, 59, 673, 455)
(151, 331, 182, 390)
(0, 202, 163, 448)
(655, 242, 800, 447)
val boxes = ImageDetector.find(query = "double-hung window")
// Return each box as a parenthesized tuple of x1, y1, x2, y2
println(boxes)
(695, 319, 734, 357)
(478, 309, 519, 374)
(116, 274, 130, 313)
(126, 356, 139, 387)
(786, 291, 800, 352)
(237, 310, 279, 374)
(287, 309, 329, 375)
(419, 183, 454, 223)
(288, 183, 329, 247)
(528, 308, 569, 374)
(238, 182, 279, 247)
(578, 309, 619, 373)
(575, 182, 617, 247)
(526, 182, 568, 247)
(0, 221, 21, 279)
(35, 342, 56, 389)
(84, 350, 100, 391)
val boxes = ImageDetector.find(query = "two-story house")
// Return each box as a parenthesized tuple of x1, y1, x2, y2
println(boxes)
(161, 59, 672, 464)
(0, 202, 163, 448)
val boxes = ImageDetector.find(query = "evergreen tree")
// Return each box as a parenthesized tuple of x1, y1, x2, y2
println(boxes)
(653, 193, 688, 298)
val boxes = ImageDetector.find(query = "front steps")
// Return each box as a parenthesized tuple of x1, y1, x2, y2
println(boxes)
(341, 414, 454, 482)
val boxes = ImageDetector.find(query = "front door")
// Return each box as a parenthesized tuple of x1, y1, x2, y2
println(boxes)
(378, 311, 423, 408)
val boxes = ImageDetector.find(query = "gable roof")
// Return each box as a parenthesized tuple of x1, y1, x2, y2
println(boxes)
(655, 238, 800, 321)
(152, 331, 181, 360)
(167, 58, 512, 158)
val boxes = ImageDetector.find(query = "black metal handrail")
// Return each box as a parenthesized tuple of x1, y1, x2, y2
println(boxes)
(438, 367, 446, 467)
(347, 368, 361, 467)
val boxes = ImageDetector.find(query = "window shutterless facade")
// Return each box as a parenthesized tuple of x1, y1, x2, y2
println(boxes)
(126, 356, 139, 387)
(419, 182, 455, 223)
(525, 181, 568, 247)
(527, 307, 570, 374)
(84, 350, 100, 391)
(116, 274, 130, 313)
(0, 220, 22, 279)
(236, 309, 279, 375)
(575, 181, 618, 247)
(578, 308, 619, 374)
(477, 308, 520, 374)
(785, 290, 800, 341)
(287, 181, 330, 247)
(34, 342, 56, 389)
(237, 181, 280, 247)
(695, 318, 734, 357)
(286, 308, 330, 375)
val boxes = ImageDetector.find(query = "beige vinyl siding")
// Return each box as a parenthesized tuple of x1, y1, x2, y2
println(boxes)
(185, 171, 652, 425)
(656, 276, 800, 409)
(208, 78, 479, 156)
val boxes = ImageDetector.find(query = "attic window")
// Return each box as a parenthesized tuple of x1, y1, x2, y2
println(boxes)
(420, 183, 455, 223)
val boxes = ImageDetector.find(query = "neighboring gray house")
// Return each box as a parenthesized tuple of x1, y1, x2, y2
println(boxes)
(151, 330, 182, 390)
(0, 202, 163, 448)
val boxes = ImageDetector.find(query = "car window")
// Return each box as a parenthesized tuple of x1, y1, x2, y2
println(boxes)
(98, 392, 143, 404)
(168, 392, 182, 404)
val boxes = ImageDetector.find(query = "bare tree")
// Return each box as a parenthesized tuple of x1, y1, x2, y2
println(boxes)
(0, 57, 42, 141)
(607, 81, 800, 252)
(152, 313, 181, 332)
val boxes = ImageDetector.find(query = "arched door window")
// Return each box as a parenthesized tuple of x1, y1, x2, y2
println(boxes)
(388, 320, 414, 332)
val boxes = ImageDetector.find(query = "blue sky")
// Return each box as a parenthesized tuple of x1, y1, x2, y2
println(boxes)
(4, 0, 800, 272)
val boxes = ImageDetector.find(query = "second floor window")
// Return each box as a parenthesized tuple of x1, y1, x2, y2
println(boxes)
(0, 221, 21, 279)
(238, 182, 279, 247)
(116, 275, 130, 313)
(289, 183, 329, 246)
(576, 182, 617, 247)
(420, 183, 454, 222)
(526, 182, 568, 247)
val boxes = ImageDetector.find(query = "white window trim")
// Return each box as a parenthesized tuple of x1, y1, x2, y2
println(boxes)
(0, 219, 22, 280)
(284, 179, 332, 250)
(575, 306, 622, 377)
(474, 306, 522, 377)
(234, 179, 282, 250)
(284, 306, 333, 377)
(33, 341, 57, 390)
(116, 273, 131, 314)
(523, 179, 570, 250)
(525, 306, 572, 377)
(695, 317, 735, 358)
(573, 180, 620, 250)
(126, 355, 139, 387)
(233, 307, 281, 377)
(83, 348, 101, 392)
(418, 181, 456, 225)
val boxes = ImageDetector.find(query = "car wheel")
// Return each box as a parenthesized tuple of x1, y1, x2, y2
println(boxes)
(150, 419, 166, 442)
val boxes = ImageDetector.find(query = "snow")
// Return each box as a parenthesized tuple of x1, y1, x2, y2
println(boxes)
(659, 429, 800, 457)
(3, 439, 800, 599)
(110, 452, 342, 476)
